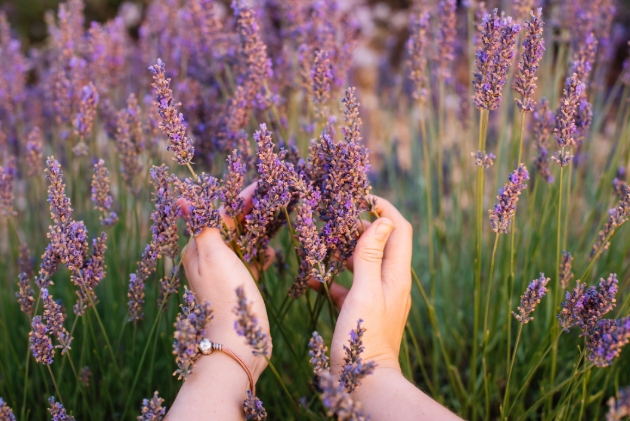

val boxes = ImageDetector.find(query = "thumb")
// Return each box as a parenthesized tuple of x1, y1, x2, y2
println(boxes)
(352, 217, 394, 294)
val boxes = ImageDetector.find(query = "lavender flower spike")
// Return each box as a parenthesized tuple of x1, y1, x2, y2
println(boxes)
(513, 8, 544, 112)
(309, 331, 330, 375)
(406, 10, 430, 102)
(472, 150, 495, 168)
(74, 82, 99, 153)
(489, 164, 529, 234)
(473, 9, 521, 111)
(532, 98, 554, 183)
(553, 73, 584, 149)
(0, 159, 16, 217)
(25, 127, 43, 177)
(16, 272, 34, 315)
(138, 391, 166, 421)
(91, 159, 118, 226)
(436, 0, 457, 81)
(173, 173, 221, 236)
(48, 396, 75, 421)
(591, 193, 630, 258)
(221, 150, 246, 218)
(607, 386, 630, 420)
(29, 316, 54, 365)
(512, 273, 549, 324)
(234, 287, 269, 357)
(319, 370, 368, 421)
(149, 58, 195, 165)
(340, 319, 376, 394)
(557, 274, 618, 332)
(243, 391, 267, 421)
(559, 251, 574, 289)
(0, 398, 15, 421)
(150, 165, 180, 258)
(45, 157, 73, 225)
(585, 317, 630, 367)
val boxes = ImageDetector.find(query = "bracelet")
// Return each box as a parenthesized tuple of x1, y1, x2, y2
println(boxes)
(199, 338, 256, 395)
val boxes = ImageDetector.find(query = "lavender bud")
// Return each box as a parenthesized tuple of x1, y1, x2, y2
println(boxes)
(472, 150, 496, 168)
(532, 98, 555, 182)
(150, 165, 181, 257)
(406, 10, 430, 102)
(340, 319, 376, 394)
(243, 391, 267, 421)
(513, 8, 544, 113)
(0, 158, 16, 217)
(25, 127, 43, 177)
(559, 251, 574, 289)
(221, 150, 246, 218)
(234, 287, 269, 357)
(607, 386, 630, 420)
(0, 398, 15, 421)
(48, 396, 75, 421)
(319, 370, 368, 421)
(37, 244, 60, 289)
(138, 391, 166, 421)
(553, 73, 585, 149)
(16, 273, 34, 315)
(45, 157, 73, 225)
(30, 316, 54, 365)
(91, 159, 118, 226)
(308, 331, 330, 375)
(558, 274, 618, 332)
(74, 82, 99, 142)
(115, 108, 142, 187)
(489, 164, 529, 234)
(591, 193, 630, 258)
(512, 273, 549, 324)
(311, 49, 333, 121)
(436, 0, 457, 81)
(149, 59, 195, 165)
(127, 273, 146, 322)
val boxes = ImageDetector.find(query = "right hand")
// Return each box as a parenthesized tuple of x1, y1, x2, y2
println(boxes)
(326, 195, 414, 376)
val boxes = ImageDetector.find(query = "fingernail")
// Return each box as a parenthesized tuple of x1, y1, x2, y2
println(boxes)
(375, 218, 394, 241)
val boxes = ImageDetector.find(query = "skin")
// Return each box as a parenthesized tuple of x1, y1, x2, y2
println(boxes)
(165, 187, 461, 420)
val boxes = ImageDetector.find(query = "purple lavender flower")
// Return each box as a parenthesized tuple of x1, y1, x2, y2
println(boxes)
(340, 319, 376, 394)
(406, 10, 430, 102)
(0, 397, 15, 421)
(91, 159, 118, 226)
(585, 317, 630, 367)
(18, 244, 34, 279)
(138, 391, 166, 421)
(311, 49, 333, 121)
(16, 273, 34, 315)
(37, 244, 60, 289)
(0, 158, 15, 217)
(513, 273, 549, 324)
(221, 150, 246, 218)
(243, 391, 267, 421)
(558, 274, 618, 332)
(489, 164, 529, 234)
(172, 287, 213, 380)
(45, 157, 73, 225)
(25, 127, 43, 177)
(173, 173, 221, 236)
(559, 251, 574, 289)
(614, 166, 629, 199)
(73, 82, 99, 155)
(319, 370, 368, 421)
(553, 73, 585, 150)
(294, 189, 327, 289)
(128, 273, 146, 322)
(158, 269, 180, 311)
(150, 165, 181, 258)
(48, 220, 89, 275)
(532, 98, 555, 182)
(83, 232, 107, 292)
(149, 58, 195, 166)
(591, 193, 630, 258)
(472, 150, 496, 168)
(622, 42, 630, 86)
(513, 8, 544, 112)
(574, 98, 593, 147)
(30, 316, 54, 365)
(234, 287, 269, 357)
(115, 108, 142, 187)
(309, 331, 330, 375)
(42, 288, 73, 354)
(473, 9, 521, 110)
(436, 0, 457, 82)
(571, 32, 598, 83)
(79, 366, 91, 387)
(127, 93, 145, 152)
(48, 396, 75, 421)
(607, 386, 630, 420)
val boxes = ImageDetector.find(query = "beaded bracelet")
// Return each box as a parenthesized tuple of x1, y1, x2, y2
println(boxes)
(199, 338, 256, 395)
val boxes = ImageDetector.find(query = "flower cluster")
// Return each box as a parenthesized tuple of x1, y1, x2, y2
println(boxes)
(311, 48, 333, 121)
(340, 319, 376, 394)
(221, 150, 246, 219)
(0, 158, 15, 217)
(234, 287, 269, 357)
(91, 159, 118, 226)
(473, 9, 521, 111)
(489, 164, 529, 234)
(559, 251, 574, 289)
(73, 82, 99, 155)
(319, 370, 368, 421)
(48, 396, 75, 421)
(172, 287, 213, 380)
(243, 391, 267, 421)
(585, 317, 630, 367)
(471, 150, 496, 168)
(512, 273, 549, 324)
(114, 107, 142, 187)
(435, 0, 457, 81)
(607, 386, 630, 421)
(591, 191, 630, 258)
(406, 10, 430, 102)
(308, 331, 330, 375)
(513, 8, 544, 112)
(16, 272, 34, 315)
(150, 165, 181, 257)
(29, 316, 54, 365)
(553, 73, 585, 150)
(149, 58, 195, 165)
(173, 173, 221, 236)
(558, 274, 618, 332)
(138, 391, 166, 421)
(0, 398, 15, 421)
(25, 127, 43, 177)
(42, 287, 73, 355)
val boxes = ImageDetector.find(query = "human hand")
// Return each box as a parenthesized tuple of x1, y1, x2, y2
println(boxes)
(326, 195, 413, 376)
(177, 182, 273, 381)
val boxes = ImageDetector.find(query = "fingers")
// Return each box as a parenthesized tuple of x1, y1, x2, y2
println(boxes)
(345, 219, 372, 273)
(307, 278, 349, 309)
(351, 217, 395, 296)
(220, 182, 258, 231)
(369, 196, 413, 284)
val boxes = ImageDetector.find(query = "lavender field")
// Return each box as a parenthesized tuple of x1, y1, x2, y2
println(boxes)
(0, 0, 629, 419)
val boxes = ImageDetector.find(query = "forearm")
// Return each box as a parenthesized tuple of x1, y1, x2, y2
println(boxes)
(165, 352, 253, 420)
(353, 367, 462, 421)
